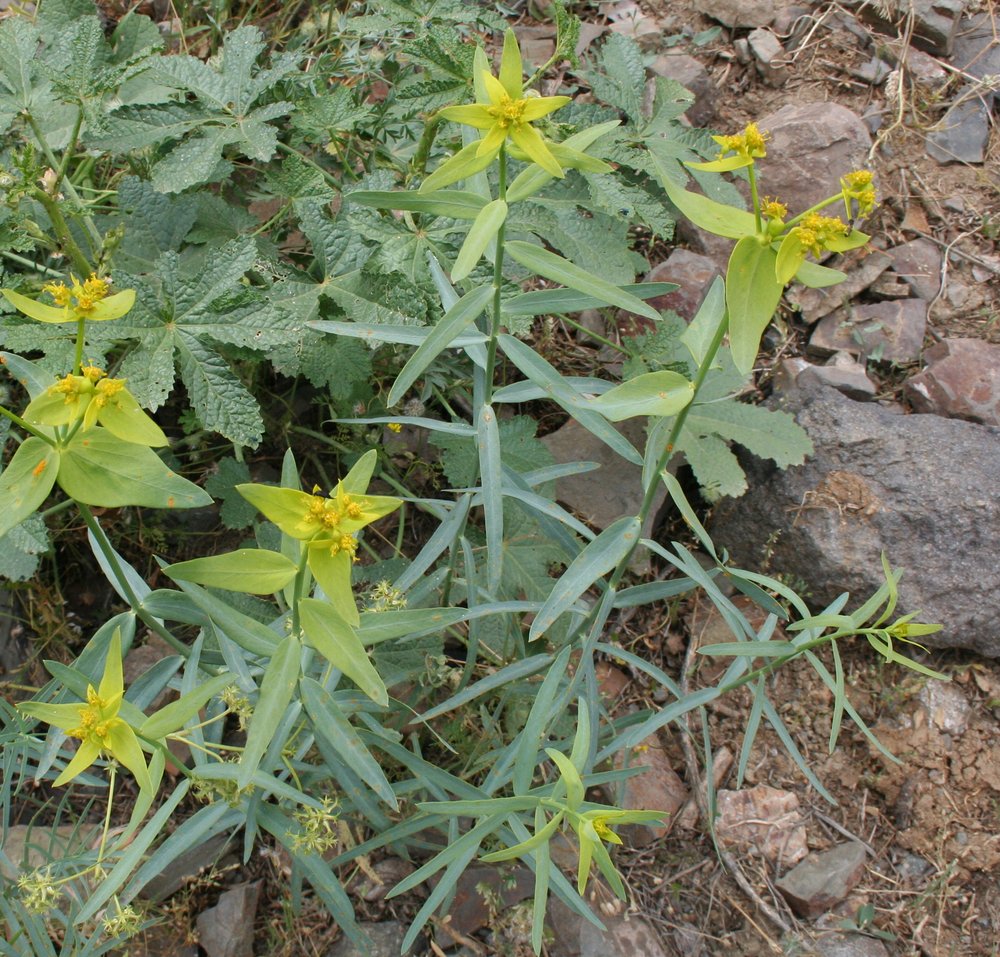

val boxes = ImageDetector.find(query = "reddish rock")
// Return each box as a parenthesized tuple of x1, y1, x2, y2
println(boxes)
(904, 337, 1000, 426)
(776, 842, 868, 917)
(809, 300, 927, 363)
(787, 249, 893, 324)
(799, 352, 877, 400)
(614, 734, 687, 845)
(646, 53, 716, 126)
(632, 249, 723, 323)
(715, 785, 808, 867)
(887, 238, 941, 301)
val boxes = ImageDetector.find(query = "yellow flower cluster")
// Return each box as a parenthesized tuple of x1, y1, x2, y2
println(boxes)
(841, 169, 877, 217)
(791, 213, 850, 257)
(761, 197, 788, 222)
(43, 274, 112, 314)
(714, 122, 769, 161)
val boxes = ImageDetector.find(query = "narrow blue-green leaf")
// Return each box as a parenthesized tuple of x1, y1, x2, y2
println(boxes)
(478, 404, 503, 593)
(139, 673, 234, 739)
(388, 284, 493, 406)
(505, 241, 660, 322)
(736, 676, 767, 788)
(661, 470, 717, 559)
(349, 188, 487, 219)
(238, 635, 300, 789)
(420, 654, 554, 720)
(76, 780, 192, 921)
(173, 579, 279, 656)
(492, 375, 609, 404)
(829, 640, 845, 754)
(613, 576, 698, 608)
(418, 797, 538, 816)
(503, 282, 676, 317)
(697, 640, 793, 657)
(531, 815, 552, 953)
(394, 494, 472, 593)
(140, 589, 208, 625)
(499, 334, 642, 465)
(451, 199, 507, 281)
(480, 811, 563, 862)
(357, 607, 467, 646)
(311, 320, 487, 349)
(300, 676, 397, 809)
(530, 516, 640, 641)
(336, 414, 476, 436)
(513, 646, 572, 794)
(762, 696, 835, 803)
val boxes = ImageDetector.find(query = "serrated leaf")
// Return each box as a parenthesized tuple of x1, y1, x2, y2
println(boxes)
(204, 457, 256, 529)
(586, 33, 645, 122)
(683, 402, 813, 468)
(0, 514, 50, 581)
(678, 432, 746, 502)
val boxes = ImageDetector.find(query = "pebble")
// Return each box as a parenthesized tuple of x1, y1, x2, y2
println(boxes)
(748, 28, 788, 85)
(196, 882, 262, 957)
(809, 300, 927, 363)
(638, 250, 722, 322)
(715, 785, 808, 867)
(886, 238, 942, 301)
(905, 337, 1000, 426)
(926, 89, 993, 165)
(614, 734, 687, 845)
(918, 679, 971, 735)
(646, 53, 717, 126)
(326, 922, 415, 957)
(776, 842, 868, 917)
(799, 351, 877, 400)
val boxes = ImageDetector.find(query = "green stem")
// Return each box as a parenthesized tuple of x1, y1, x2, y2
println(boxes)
(290, 547, 310, 635)
(483, 148, 508, 407)
(96, 765, 116, 865)
(73, 315, 85, 375)
(558, 313, 627, 355)
(783, 192, 846, 229)
(30, 188, 92, 277)
(25, 112, 102, 250)
(77, 503, 193, 659)
(411, 114, 442, 181)
(748, 162, 762, 234)
(607, 305, 730, 593)
(0, 250, 63, 276)
(55, 108, 84, 190)
(0, 405, 56, 445)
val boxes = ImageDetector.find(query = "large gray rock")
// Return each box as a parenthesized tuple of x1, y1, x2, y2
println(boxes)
(709, 380, 1000, 657)
(756, 103, 872, 215)
(845, 0, 964, 55)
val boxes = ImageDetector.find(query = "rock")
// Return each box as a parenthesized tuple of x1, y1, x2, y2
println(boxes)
(867, 273, 911, 299)
(1, 824, 98, 881)
(706, 0, 783, 29)
(952, 13, 1000, 82)
(577, 912, 670, 957)
(926, 88, 993, 165)
(756, 103, 872, 214)
(196, 882, 261, 957)
(541, 417, 668, 571)
(918, 679, 970, 735)
(348, 856, 414, 903)
(905, 338, 1000, 425)
(637, 250, 723, 322)
(787, 249, 894, 323)
(772, 5, 814, 48)
(443, 865, 534, 936)
(772, 357, 813, 394)
(815, 934, 891, 957)
(715, 785, 808, 867)
(142, 832, 236, 900)
(748, 28, 788, 85)
(847, 0, 964, 55)
(512, 25, 555, 66)
(886, 238, 941, 301)
(776, 843, 868, 917)
(853, 56, 891, 85)
(708, 378, 1000, 657)
(646, 53, 716, 126)
(673, 220, 735, 274)
(881, 41, 949, 90)
(326, 922, 414, 957)
(810, 300, 926, 363)
(614, 735, 687, 845)
(800, 352, 877, 400)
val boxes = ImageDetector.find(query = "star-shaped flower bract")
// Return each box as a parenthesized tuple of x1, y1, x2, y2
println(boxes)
(19, 631, 151, 791)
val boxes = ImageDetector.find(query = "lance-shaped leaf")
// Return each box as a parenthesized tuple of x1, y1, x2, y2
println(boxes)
(650, 153, 757, 239)
(451, 199, 507, 281)
(505, 241, 661, 322)
(388, 284, 492, 406)
(166, 549, 298, 594)
(299, 599, 388, 706)
(588, 370, 694, 422)
(349, 189, 487, 219)
(139, 673, 235, 740)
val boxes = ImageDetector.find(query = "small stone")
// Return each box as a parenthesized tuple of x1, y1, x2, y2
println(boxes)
(926, 88, 993, 164)
(326, 922, 414, 957)
(348, 857, 414, 903)
(772, 5, 812, 46)
(748, 28, 788, 85)
(918, 680, 971, 735)
(854, 56, 892, 85)
(867, 273, 911, 298)
(887, 238, 942, 300)
(196, 882, 262, 957)
(776, 843, 868, 918)
(733, 37, 752, 64)
(799, 352, 877, 400)
(444, 865, 534, 936)
(847, 0, 964, 55)
(952, 13, 1000, 82)
(810, 300, 927, 363)
(815, 933, 890, 957)
(577, 911, 671, 957)
(708, 0, 783, 28)
(715, 785, 808, 867)
(942, 195, 966, 213)
(882, 41, 949, 90)
(892, 848, 934, 881)
(787, 249, 894, 323)
(646, 53, 716, 126)
(142, 833, 236, 900)
(771, 357, 812, 394)
(636, 250, 723, 322)
(905, 338, 1000, 426)
(512, 25, 556, 67)
(614, 735, 687, 845)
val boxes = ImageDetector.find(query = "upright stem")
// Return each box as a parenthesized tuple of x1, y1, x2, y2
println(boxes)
(748, 163, 762, 234)
(77, 503, 193, 659)
(290, 547, 310, 635)
(31, 189, 92, 277)
(73, 316, 86, 375)
(483, 148, 508, 407)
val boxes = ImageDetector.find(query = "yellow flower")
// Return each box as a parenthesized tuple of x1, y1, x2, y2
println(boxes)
(790, 213, 850, 257)
(18, 631, 151, 791)
(2, 273, 134, 325)
(761, 197, 787, 222)
(435, 30, 570, 178)
(237, 450, 402, 624)
(841, 169, 877, 218)
(713, 122, 769, 162)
